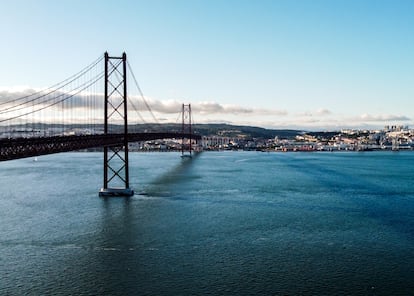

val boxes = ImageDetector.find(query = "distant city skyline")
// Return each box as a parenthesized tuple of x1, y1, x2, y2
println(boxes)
(0, 0, 413, 130)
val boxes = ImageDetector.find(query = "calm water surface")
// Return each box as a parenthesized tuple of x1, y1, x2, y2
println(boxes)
(1, 151, 413, 295)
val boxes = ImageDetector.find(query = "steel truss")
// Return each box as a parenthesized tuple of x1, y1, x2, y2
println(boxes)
(181, 104, 193, 157)
(0, 132, 200, 162)
(100, 52, 132, 196)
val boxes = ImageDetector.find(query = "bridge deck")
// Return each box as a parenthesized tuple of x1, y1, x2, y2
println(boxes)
(0, 132, 200, 161)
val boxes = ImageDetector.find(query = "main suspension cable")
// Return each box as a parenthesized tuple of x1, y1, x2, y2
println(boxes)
(0, 55, 103, 108)
(126, 60, 160, 124)
(0, 72, 104, 115)
(0, 73, 104, 123)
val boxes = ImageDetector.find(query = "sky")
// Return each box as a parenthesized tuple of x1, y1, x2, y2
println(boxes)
(0, 0, 413, 130)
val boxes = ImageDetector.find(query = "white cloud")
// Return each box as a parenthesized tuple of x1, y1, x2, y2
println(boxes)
(254, 108, 288, 116)
(299, 108, 332, 117)
(139, 98, 287, 116)
(141, 98, 181, 114)
(317, 108, 332, 116)
(359, 113, 410, 122)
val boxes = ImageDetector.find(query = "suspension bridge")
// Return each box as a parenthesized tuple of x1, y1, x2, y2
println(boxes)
(0, 52, 200, 196)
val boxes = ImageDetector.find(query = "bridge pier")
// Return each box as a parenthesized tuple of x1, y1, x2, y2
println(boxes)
(181, 104, 193, 158)
(99, 52, 134, 197)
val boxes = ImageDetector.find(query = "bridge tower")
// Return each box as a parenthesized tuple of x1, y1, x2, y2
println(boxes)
(181, 103, 193, 158)
(99, 52, 134, 197)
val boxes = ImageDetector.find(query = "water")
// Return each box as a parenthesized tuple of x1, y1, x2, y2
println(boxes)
(1, 151, 413, 295)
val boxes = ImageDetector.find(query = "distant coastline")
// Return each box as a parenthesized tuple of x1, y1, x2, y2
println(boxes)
(2, 123, 413, 153)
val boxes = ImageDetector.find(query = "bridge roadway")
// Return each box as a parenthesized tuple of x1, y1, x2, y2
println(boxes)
(0, 132, 200, 161)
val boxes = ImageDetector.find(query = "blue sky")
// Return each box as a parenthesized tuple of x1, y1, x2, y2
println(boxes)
(1, 0, 413, 130)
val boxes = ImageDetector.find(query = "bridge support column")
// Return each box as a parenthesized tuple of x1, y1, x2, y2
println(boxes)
(99, 52, 134, 197)
(181, 103, 193, 158)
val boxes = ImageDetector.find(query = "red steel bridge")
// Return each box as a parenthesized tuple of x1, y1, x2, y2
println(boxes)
(0, 52, 200, 196)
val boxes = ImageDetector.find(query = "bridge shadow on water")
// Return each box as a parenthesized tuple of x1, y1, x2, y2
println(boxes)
(138, 152, 202, 198)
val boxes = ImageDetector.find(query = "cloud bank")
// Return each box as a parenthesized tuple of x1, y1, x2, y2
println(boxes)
(141, 97, 287, 116)
(358, 113, 410, 122)
(0, 87, 412, 130)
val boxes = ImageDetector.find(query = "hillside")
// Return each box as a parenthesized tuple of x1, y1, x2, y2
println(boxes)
(12, 123, 305, 139)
